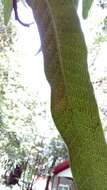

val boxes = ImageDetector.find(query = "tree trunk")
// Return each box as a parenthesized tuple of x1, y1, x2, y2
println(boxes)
(45, 157, 56, 190)
(45, 175, 51, 190)
(27, 0, 107, 189)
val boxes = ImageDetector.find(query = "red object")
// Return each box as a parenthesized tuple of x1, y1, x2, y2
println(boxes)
(52, 160, 70, 175)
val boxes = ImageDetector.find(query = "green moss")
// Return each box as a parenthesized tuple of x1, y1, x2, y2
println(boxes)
(27, 0, 107, 189)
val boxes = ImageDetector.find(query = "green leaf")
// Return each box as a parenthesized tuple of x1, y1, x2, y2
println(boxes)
(82, 0, 93, 19)
(74, 0, 79, 9)
(3, 0, 13, 25)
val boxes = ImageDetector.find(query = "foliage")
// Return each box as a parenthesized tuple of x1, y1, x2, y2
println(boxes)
(2, 0, 94, 27)
(0, 0, 16, 55)
(3, 0, 13, 25)
(82, 0, 93, 18)
(86, 2, 107, 134)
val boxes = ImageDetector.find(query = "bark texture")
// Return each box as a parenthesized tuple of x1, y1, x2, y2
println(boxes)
(27, 0, 107, 189)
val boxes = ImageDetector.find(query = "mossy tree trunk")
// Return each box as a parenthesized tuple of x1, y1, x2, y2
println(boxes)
(27, 0, 107, 189)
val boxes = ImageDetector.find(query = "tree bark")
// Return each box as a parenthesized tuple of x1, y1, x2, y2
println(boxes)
(45, 175, 51, 190)
(27, 0, 107, 189)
